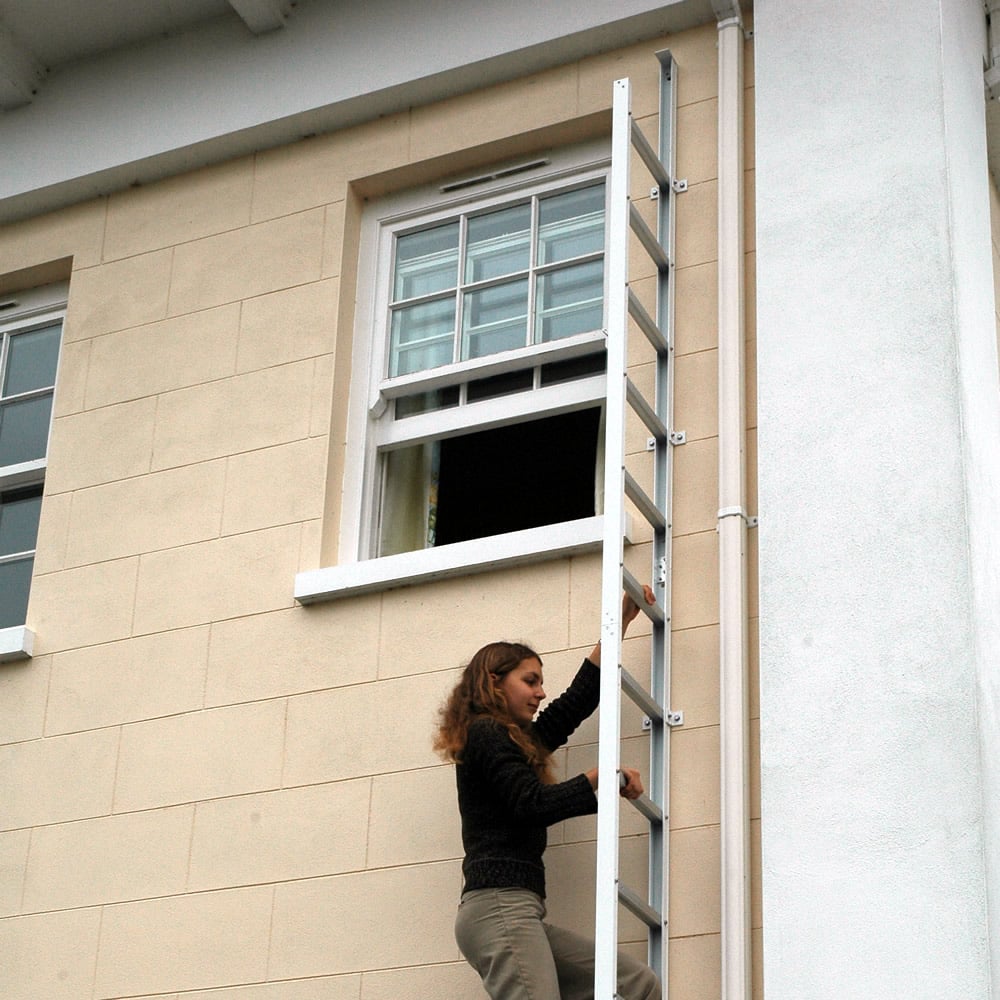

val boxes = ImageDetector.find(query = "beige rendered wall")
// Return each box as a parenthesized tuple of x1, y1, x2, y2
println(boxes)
(0, 21, 759, 1000)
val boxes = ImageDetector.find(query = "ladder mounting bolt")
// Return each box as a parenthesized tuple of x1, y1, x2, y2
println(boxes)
(666, 710, 684, 727)
(669, 430, 686, 446)
(672, 177, 688, 193)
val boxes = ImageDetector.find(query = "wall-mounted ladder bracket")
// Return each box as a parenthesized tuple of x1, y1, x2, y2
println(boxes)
(642, 709, 683, 731)
(650, 177, 688, 199)
(647, 430, 685, 450)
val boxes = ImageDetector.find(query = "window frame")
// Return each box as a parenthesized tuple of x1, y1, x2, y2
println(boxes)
(296, 140, 625, 604)
(0, 281, 66, 661)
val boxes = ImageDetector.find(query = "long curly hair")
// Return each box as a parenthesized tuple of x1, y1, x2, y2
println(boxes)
(433, 640, 555, 784)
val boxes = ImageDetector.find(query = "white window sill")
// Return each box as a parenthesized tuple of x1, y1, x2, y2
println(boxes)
(0, 626, 35, 663)
(295, 516, 615, 604)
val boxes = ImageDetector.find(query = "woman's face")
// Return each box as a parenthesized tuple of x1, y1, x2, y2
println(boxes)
(496, 657, 546, 726)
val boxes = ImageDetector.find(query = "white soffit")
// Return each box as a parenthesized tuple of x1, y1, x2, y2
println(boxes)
(0, 20, 46, 111)
(227, 0, 290, 34)
(0, 0, 719, 223)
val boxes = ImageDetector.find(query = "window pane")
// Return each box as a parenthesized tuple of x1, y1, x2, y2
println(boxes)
(0, 556, 33, 629)
(3, 324, 61, 397)
(389, 298, 456, 376)
(466, 369, 534, 403)
(539, 351, 607, 386)
(465, 204, 531, 283)
(0, 394, 53, 467)
(395, 386, 461, 419)
(0, 487, 42, 557)
(393, 224, 460, 300)
(536, 260, 604, 342)
(462, 279, 529, 360)
(537, 184, 605, 265)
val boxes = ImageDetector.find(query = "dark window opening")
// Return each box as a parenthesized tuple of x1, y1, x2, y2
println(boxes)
(433, 407, 601, 547)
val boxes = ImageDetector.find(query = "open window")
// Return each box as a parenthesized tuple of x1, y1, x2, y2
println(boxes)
(297, 141, 614, 601)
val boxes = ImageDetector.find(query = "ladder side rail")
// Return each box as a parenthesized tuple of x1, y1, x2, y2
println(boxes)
(594, 75, 634, 1000)
(649, 47, 679, 988)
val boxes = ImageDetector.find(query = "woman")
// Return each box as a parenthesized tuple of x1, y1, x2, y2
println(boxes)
(434, 587, 661, 1000)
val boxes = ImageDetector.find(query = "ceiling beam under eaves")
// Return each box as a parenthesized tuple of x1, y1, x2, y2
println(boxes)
(0, 20, 46, 110)
(227, 0, 291, 34)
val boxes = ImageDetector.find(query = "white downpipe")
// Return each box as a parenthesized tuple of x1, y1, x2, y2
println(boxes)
(713, 3, 751, 1000)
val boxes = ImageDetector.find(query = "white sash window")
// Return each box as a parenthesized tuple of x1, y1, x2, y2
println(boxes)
(348, 141, 611, 563)
(0, 282, 65, 655)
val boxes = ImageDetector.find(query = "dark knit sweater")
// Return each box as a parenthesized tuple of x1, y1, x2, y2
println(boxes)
(457, 659, 601, 899)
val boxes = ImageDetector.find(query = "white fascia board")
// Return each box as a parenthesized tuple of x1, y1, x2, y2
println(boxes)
(0, 0, 717, 223)
(0, 626, 35, 662)
(296, 517, 611, 603)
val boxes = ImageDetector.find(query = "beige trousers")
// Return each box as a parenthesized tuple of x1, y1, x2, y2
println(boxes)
(455, 887, 661, 1000)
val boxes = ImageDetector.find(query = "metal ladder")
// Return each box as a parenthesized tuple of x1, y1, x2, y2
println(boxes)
(595, 56, 681, 999)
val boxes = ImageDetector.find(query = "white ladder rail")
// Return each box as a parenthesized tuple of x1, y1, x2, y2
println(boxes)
(594, 55, 679, 1000)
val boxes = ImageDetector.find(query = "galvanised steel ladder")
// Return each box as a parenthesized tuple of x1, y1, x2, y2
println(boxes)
(595, 55, 683, 999)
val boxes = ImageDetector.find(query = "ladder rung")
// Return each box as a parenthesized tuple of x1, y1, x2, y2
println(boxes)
(625, 377, 667, 442)
(622, 568, 666, 627)
(628, 202, 670, 274)
(630, 117, 670, 190)
(627, 287, 669, 356)
(618, 881, 663, 929)
(628, 790, 664, 825)
(624, 469, 666, 533)
(621, 666, 664, 721)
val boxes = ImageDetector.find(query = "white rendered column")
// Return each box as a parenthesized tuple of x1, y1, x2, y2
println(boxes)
(754, 0, 1000, 997)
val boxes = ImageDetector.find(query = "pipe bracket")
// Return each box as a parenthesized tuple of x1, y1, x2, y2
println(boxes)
(717, 505, 758, 527)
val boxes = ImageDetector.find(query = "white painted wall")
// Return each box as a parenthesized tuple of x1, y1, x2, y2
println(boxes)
(0, 0, 717, 222)
(755, 0, 999, 995)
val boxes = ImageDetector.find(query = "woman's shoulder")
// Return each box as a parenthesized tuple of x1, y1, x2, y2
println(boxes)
(464, 715, 517, 755)
(466, 714, 505, 740)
